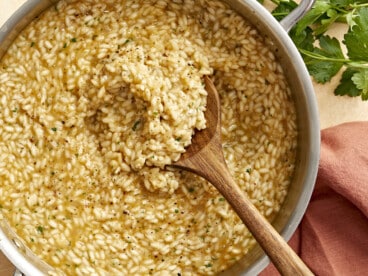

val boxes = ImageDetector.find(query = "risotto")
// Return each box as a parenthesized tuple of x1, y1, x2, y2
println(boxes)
(0, 0, 297, 275)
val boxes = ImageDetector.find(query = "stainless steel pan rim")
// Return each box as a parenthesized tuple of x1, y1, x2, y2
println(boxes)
(0, 0, 320, 275)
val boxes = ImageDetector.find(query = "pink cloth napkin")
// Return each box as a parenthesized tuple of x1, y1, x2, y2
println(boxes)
(260, 121, 368, 276)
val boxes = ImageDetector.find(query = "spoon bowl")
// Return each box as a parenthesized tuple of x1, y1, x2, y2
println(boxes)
(172, 76, 314, 276)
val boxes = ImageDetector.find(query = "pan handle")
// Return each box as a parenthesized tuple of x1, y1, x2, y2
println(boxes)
(280, 0, 316, 33)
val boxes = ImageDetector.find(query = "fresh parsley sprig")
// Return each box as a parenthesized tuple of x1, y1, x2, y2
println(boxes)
(262, 0, 368, 100)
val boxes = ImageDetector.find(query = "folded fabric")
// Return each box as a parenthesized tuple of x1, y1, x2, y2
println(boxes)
(260, 121, 368, 276)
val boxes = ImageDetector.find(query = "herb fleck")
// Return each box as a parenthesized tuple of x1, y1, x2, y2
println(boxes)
(36, 225, 44, 234)
(132, 120, 141, 131)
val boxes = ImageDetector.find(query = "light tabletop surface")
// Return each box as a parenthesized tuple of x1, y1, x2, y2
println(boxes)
(0, 0, 367, 275)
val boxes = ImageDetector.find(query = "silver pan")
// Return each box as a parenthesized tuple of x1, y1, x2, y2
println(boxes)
(0, 0, 319, 275)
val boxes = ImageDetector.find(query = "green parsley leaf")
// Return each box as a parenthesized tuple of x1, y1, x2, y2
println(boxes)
(304, 35, 345, 83)
(314, 8, 340, 36)
(294, 1, 331, 36)
(335, 68, 361, 97)
(351, 69, 368, 100)
(290, 26, 314, 52)
(271, 0, 298, 21)
(344, 7, 368, 62)
(333, 0, 354, 5)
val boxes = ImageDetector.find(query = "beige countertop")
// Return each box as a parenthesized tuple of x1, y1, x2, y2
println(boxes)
(0, 0, 367, 275)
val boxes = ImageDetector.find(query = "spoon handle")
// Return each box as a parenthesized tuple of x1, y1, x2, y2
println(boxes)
(180, 149, 314, 276)
(211, 164, 313, 275)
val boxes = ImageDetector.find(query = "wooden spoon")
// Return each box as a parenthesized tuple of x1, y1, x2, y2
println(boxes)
(172, 76, 314, 276)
